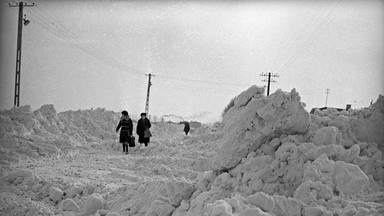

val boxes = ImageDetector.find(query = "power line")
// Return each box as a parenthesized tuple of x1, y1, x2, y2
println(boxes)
(31, 14, 142, 76)
(156, 74, 251, 87)
(27, 2, 145, 76)
(2, 0, 10, 6)
(154, 82, 244, 95)
(21, 3, 254, 111)
(25, 1, 259, 100)
(30, 10, 143, 75)
(272, 2, 329, 73)
(28, 13, 120, 68)
(271, 0, 345, 75)
(11, 1, 147, 108)
(155, 6, 343, 91)
(29, 14, 125, 71)
(1, 0, 18, 5)
(268, 2, 328, 72)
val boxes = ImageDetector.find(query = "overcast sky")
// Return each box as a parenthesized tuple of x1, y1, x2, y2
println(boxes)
(1, 0, 383, 121)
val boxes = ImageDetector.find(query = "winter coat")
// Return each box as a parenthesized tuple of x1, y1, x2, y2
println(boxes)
(136, 118, 151, 143)
(184, 123, 190, 133)
(116, 116, 133, 143)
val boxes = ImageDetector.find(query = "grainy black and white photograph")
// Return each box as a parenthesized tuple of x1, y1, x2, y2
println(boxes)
(0, 0, 383, 215)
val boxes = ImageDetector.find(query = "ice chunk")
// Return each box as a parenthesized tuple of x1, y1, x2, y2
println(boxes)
(303, 154, 369, 198)
(312, 126, 340, 146)
(49, 186, 63, 203)
(84, 193, 105, 216)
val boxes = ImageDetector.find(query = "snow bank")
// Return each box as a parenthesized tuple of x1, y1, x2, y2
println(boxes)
(215, 86, 310, 170)
(107, 179, 195, 215)
(0, 105, 120, 167)
(349, 95, 384, 152)
(172, 87, 384, 215)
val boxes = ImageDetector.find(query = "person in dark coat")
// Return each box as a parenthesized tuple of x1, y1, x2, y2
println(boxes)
(116, 110, 133, 154)
(183, 122, 190, 135)
(136, 112, 151, 147)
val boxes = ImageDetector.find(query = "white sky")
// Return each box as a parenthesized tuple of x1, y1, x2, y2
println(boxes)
(0, 0, 383, 121)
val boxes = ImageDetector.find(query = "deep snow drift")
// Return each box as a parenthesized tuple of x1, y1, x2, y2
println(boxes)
(0, 86, 383, 216)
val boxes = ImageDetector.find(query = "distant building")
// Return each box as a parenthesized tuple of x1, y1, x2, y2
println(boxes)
(310, 104, 351, 114)
(161, 114, 184, 123)
(189, 121, 202, 128)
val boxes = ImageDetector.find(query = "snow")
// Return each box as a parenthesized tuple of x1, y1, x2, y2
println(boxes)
(0, 86, 383, 216)
(215, 87, 310, 170)
(84, 193, 105, 215)
(49, 187, 64, 203)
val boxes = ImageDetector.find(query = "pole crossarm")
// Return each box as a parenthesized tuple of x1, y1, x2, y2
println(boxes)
(260, 72, 279, 96)
(9, 2, 35, 7)
(261, 79, 277, 83)
(260, 72, 279, 78)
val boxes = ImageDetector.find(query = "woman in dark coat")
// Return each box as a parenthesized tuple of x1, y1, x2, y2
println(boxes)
(136, 112, 151, 147)
(116, 110, 133, 154)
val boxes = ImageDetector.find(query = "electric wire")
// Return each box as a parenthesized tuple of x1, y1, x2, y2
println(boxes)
(27, 9, 254, 95)
(155, 81, 245, 94)
(24, 1, 344, 100)
(269, 2, 327, 73)
(1, 0, 10, 6)
(27, 12, 120, 70)
(27, 2, 145, 76)
(24, 8, 143, 98)
(4, 0, 16, 4)
(29, 1, 260, 88)
(268, 2, 326, 73)
(274, 0, 345, 75)
(25, 1, 262, 89)
(5, 0, 366, 113)
(156, 74, 252, 87)
(28, 13, 144, 80)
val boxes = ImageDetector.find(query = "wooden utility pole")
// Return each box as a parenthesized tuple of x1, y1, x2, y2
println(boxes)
(325, 89, 330, 107)
(9, 1, 34, 107)
(260, 72, 279, 96)
(145, 73, 155, 115)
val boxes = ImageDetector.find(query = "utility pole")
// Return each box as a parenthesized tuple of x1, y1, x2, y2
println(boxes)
(9, 1, 34, 107)
(260, 72, 279, 96)
(325, 89, 330, 107)
(145, 73, 155, 115)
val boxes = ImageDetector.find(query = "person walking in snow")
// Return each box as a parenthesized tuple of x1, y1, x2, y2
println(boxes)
(183, 121, 190, 135)
(116, 110, 133, 154)
(136, 112, 151, 147)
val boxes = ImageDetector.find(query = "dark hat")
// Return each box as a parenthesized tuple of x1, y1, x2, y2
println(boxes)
(140, 112, 147, 117)
(121, 110, 128, 116)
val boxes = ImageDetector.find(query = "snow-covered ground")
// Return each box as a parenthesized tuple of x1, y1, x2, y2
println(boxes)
(0, 86, 383, 216)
